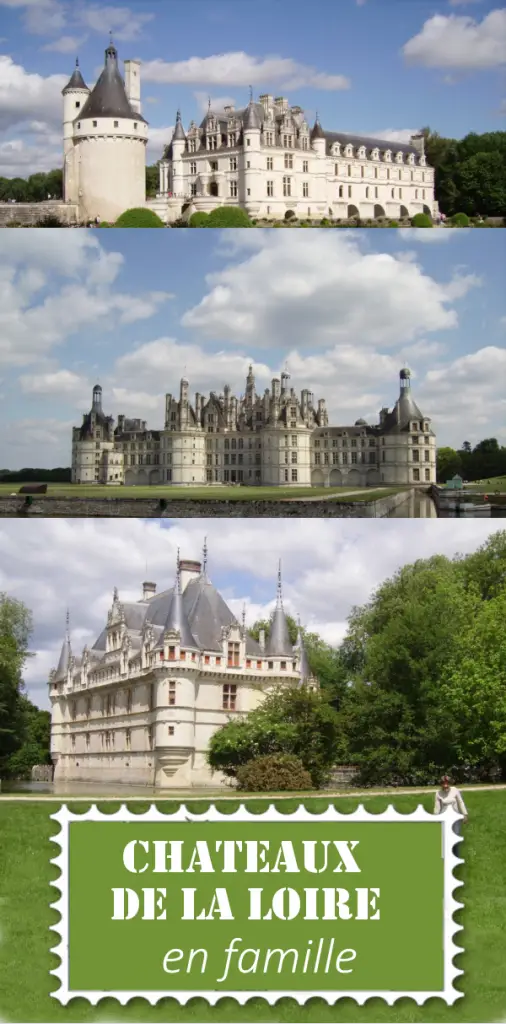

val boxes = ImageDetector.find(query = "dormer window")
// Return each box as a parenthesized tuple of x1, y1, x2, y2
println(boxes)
(396, 151, 404, 163)
(227, 642, 240, 668)
(408, 153, 415, 165)
(384, 150, 392, 162)
(358, 146, 366, 159)
(420, 155, 426, 166)
(372, 148, 379, 160)
(345, 144, 353, 158)
(332, 142, 341, 156)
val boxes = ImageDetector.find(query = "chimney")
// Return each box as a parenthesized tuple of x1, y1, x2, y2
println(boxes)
(143, 581, 156, 600)
(179, 559, 201, 592)
(259, 628, 265, 652)
(124, 59, 141, 114)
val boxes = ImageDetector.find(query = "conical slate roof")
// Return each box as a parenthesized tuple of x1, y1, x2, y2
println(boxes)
(172, 110, 186, 140)
(162, 552, 198, 648)
(54, 613, 71, 681)
(78, 42, 147, 123)
(244, 99, 261, 130)
(311, 115, 325, 140)
(62, 59, 88, 95)
(265, 563, 293, 657)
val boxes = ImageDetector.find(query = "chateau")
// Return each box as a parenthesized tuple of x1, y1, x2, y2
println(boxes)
(49, 551, 315, 788)
(61, 42, 437, 224)
(71, 368, 437, 488)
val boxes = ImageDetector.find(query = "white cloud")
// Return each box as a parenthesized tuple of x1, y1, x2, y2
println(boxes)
(0, 0, 153, 39)
(146, 124, 173, 164)
(141, 52, 350, 91)
(0, 55, 66, 132)
(18, 369, 86, 397)
(0, 518, 500, 709)
(194, 91, 237, 114)
(77, 4, 154, 41)
(398, 228, 470, 242)
(181, 231, 479, 349)
(403, 10, 506, 69)
(0, 232, 173, 366)
(364, 129, 419, 145)
(41, 34, 86, 53)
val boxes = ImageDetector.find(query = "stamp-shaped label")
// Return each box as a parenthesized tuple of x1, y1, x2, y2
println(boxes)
(50, 803, 463, 1005)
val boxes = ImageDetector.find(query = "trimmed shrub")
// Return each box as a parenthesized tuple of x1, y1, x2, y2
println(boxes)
(98, 221, 112, 228)
(388, 220, 400, 227)
(115, 208, 164, 227)
(237, 754, 313, 792)
(411, 212, 433, 228)
(188, 211, 209, 227)
(284, 209, 296, 221)
(452, 212, 470, 227)
(206, 206, 251, 227)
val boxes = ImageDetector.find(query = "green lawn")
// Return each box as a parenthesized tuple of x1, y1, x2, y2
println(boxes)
(465, 476, 506, 493)
(0, 791, 504, 1023)
(0, 483, 407, 502)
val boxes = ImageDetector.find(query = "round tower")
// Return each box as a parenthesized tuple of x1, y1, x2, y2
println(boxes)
(73, 40, 148, 223)
(310, 114, 326, 157)
(62, 59, 90, 204)
(242, 93, 262, 213)
(170, 110, 186, 196)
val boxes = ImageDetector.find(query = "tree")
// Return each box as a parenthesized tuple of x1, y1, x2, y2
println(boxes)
(145, 164, 159, 197)
(454, 152, 506, 218)
(6, 695, 51, 779)
(436, 447, 462, 483)
(207, 686, 344, 787)
(0, 594, 33, 774)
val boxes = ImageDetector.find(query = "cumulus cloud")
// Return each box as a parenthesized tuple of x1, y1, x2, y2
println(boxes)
(141, 52, 350, 91)
(0, 519, 500, 709)
(181, 231, 479, 349)
(0, 55, 66, 132)
(402, 9, 506, 69)
(41, 34, 86, 53)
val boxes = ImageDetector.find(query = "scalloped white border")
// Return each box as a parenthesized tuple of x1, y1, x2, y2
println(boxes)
(50, 802, 464, 1005)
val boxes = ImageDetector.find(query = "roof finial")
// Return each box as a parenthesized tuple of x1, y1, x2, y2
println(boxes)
(66, 607, 70, 642)
(208, 95, 211, 112)
(109, 30, 114, 45)
(202, 536, 208, 575)
(176, 548, 181, 593)
(242, 603, 246, 628)
(249, 84, 253, 103)
(75, 57, 79, 67)
(176, 108, 181, 122)
(277, 559, 283, 605)
(315, 110, 319, 123)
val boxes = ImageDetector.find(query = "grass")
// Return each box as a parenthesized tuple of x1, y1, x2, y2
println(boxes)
(0, 790, 505, 1023)
(0, 483, 407, 502)
(464, 476, 506, 493)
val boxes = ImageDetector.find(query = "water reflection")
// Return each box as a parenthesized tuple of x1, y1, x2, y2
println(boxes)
(0, 780, 227, 797)
(387, 492, 437, 518)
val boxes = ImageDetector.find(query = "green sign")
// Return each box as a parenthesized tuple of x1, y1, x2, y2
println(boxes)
(50, 804, 463, 1005)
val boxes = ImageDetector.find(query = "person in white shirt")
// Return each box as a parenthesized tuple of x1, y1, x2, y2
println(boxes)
(434, 775, 468, 850)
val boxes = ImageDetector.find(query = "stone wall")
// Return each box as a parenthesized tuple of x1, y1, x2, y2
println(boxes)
(31, 764, 54, 782)
(0, 203, 78, 226)
(328, 765, 358, 788)
(0, 492, 410, 518)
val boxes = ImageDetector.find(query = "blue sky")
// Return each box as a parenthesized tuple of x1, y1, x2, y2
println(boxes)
(0, 517, 500, 709)
(0, 0, 504, 176)
(1, 226, 505, 467)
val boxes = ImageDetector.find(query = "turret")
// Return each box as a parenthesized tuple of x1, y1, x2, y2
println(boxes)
(243, 90, 262, 210)
(171, 110, 186, 195)
(92, 384, 103, 414)
(265, 562, 292, 657)
(311, 114, 326, 157)
(161, 551, 197, 649)
(62, 58, 89, 203)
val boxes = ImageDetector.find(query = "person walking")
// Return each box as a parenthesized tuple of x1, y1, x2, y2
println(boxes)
(434, 775, 468, 852)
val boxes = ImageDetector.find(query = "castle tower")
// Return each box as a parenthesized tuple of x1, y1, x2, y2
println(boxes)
(62, 59, 90, 204)
(378, 368, 436, 487)
(265, 562, 293, 657)
(72, 39, 148, 223)
(71, 384, 116, 484)
(242, 92, 262, 213)
(170, 111, 186, 196)
(310, 114, 326, 157)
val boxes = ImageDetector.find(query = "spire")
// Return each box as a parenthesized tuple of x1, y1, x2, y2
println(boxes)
(201, 536, 209, 579)
(265, 560, 292, 656)
(54, 609, 72, 681)
(311, 113, 325, 140)
(62, 56, 88, 94)
(163, 548, 197, 648)
(244, 93, 261, 130)
(172, 108, 186, 141)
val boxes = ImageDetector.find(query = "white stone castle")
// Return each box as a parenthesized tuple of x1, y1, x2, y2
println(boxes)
(62, 42, 437, 224)
(71, 368, 436, 488)
(49, 550, 315, 788)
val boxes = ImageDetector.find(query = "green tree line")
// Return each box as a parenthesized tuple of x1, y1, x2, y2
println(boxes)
(437, 438, 506, 484)
(0, 594, 51, 779)
(209, 531, 506, 787)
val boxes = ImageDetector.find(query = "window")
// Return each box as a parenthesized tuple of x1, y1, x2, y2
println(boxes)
(227, 642, 240, 668)
(281, 661, 287, 671)
(283, 177, 291, 197)
(413, 468, 420, 482)
(303, 160, 309, 173)
(374, 167, 378, 178)
(268, 661, 274, 670)
(302, 181, 309, 197)
(291, 469, 298, 482)
(168, 679, 176, 706)
(284, 153, 293, 169)
(425, 469, 431, 481)
(230, 180, 238, 198)
(229, 156, 237, 171)
(266, 180, 274, 197)
(93, 120, 97, 127)
(222, 683, 237, 710)
(190, 183, 197, 196)
(168, 645, 175, 660)
(125, 728, 131, 750)
(365, 186, 369, 198)
(412, 450, 419, 463)
(339, 185, 343, 198)
(190, 161, 197, 174)
(425, 449, 430, 462)
(168, 725, 175, 737)
(334, 163, 339, 176)
(348, 185, 352, 197)
(134, 122, 138, 129)
(114, 120, 118, 128)
(348, 165, 351, 176)
(361, 166, 364, 178)
(266, 156, 273, 170)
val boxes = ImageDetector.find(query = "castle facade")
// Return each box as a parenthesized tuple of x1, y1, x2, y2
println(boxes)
(71, 368, 437, 489)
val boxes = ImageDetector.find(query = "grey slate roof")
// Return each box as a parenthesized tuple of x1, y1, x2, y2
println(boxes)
(172, 110, 186, 141)
(78, 43, 147, 123)
(244, 100, 262, 130)
(265, 566, 293, 657)
(382, 380, 425, 434)
(63, 59, 88, 94)
(92, 575, 263, 656)
(323, 130, 417, 157)
(54, 637, 71, 681)
(311, 117, 325, 140)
